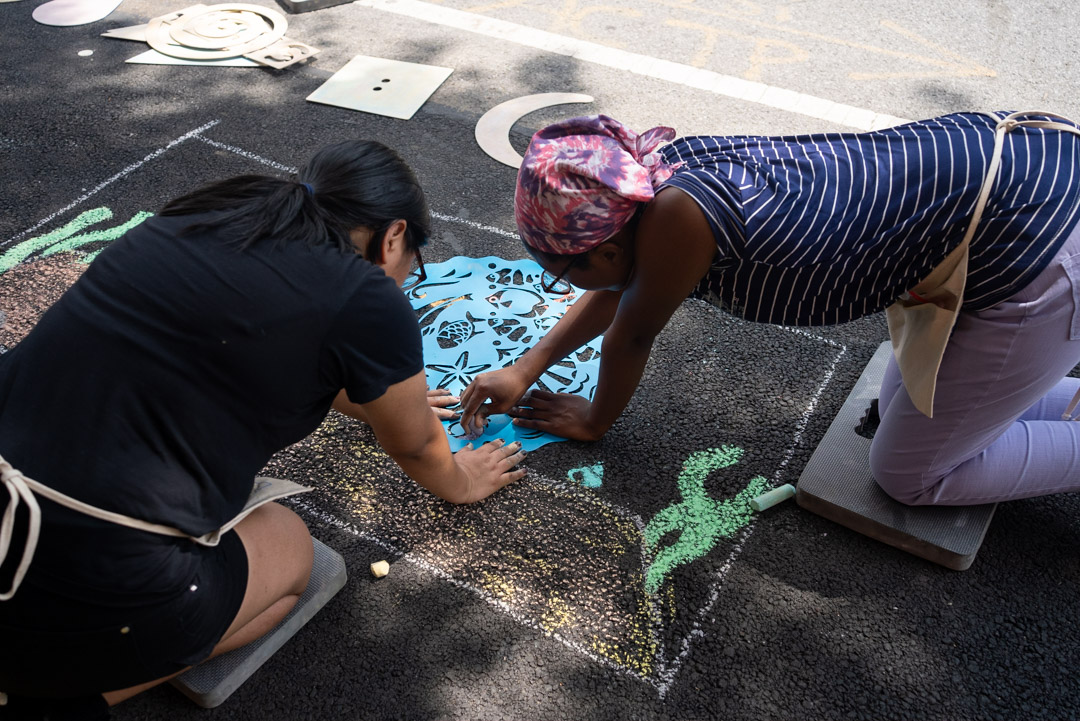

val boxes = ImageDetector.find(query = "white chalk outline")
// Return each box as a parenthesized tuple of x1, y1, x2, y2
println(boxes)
(184, 140, 520, 241)
(184, 131, 853, 696)
(3, 127, 849, 698)
(288, 478, 666, 689)
(1, 121, 220, 250)
(351, 0, 911, 131)
(195, 135, 298, 175)
(652, 329, 847, 696)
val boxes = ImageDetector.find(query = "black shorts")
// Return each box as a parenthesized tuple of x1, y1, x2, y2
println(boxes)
(0, 529, 248, 697)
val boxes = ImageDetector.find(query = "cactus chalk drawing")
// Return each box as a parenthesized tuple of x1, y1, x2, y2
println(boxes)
(643, 447, 769, 594)
(0, 207, 152, 273)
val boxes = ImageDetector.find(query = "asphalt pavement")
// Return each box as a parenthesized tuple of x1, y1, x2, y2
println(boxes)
(2, 1, 1079, 719)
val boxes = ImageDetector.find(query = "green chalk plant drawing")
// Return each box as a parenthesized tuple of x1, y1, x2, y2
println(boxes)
(0, 207, 152, 273)
(643, 446, 769, 594)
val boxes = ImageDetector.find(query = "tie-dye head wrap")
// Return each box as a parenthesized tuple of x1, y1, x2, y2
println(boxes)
(514, 115, 679, 255)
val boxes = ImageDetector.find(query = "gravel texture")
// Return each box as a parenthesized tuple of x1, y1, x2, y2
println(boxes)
(3, 1, 1079, 719)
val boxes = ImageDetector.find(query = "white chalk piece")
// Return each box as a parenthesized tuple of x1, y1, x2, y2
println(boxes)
(750, 484, 797, 512)
(370, 560, 390, 578)
(78, 49, 93, 56)
(32, 0, 124, 27)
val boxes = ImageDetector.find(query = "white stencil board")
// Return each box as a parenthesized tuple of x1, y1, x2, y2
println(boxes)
(306, 55, 453, 120)
(101, 24, 149, 41)
(126, 49, 260, 67)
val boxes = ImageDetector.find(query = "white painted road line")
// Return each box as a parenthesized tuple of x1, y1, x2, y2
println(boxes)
(353, 0, 911, 131)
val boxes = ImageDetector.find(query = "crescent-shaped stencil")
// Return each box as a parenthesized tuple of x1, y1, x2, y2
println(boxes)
(475, 92, 594, 168)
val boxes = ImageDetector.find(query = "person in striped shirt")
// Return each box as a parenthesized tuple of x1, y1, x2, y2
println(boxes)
(459, 112, 1080, 506)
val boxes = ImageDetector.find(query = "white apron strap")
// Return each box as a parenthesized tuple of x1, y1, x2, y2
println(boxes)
(0, 453, 311, 601)
(0, 460, 41, 602)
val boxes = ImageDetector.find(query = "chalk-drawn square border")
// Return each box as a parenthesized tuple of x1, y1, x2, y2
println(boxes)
(0, 122, 848, 697)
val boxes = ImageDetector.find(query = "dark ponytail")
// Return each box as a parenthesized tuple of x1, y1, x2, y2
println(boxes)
(159, 140, 430, 253)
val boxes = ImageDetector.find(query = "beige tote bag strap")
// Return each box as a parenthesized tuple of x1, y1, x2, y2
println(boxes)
(962, 112, 1080, 248)
(19, 473, 194, 540)
(906, 112, 1080, 298)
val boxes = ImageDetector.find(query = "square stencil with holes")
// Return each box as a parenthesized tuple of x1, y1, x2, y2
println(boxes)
(306, 55, 453, 119)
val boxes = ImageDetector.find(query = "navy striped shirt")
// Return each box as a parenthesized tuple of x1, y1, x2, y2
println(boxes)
(660, 111, 1080, 326)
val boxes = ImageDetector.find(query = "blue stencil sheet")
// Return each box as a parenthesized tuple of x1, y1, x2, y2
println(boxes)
(405, 256, 603, 451)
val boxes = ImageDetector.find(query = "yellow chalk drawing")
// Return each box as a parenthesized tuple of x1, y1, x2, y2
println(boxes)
(428, 295, 468, 310)
(579, 533, 626, 557)
(481, 571, 515, 602)
(589, 574, 657, 677)
(271, 411, 770, 684)
(663, 583, 677, 625)
(649, 1, 995, 79)
(455, 0, 995, 80)
(541, 594, 573, 633)
(851, 20, 997, 79)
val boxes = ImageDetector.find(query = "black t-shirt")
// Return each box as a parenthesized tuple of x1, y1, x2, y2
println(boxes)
(0, 212, 422, 599)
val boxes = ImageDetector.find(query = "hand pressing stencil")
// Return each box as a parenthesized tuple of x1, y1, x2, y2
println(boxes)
(426, 388, 461, 421)
(32, 0, 123, 26)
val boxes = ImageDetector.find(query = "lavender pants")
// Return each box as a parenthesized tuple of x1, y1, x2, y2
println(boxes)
(870, 220, 1080, 505)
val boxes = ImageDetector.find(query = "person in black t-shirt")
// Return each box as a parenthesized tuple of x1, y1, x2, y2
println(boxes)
(0, 140, 526, 713)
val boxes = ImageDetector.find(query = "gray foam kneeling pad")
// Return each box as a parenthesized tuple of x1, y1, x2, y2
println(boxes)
(170, 536, 348, 708)
(796, 341, 997, 571)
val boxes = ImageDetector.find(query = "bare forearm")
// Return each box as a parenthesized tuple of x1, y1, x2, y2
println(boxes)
(362, 371, 524, 503)
(376, 412, 474, 503)
(519, 290, 621, 379)
(586, 328, 655, 436)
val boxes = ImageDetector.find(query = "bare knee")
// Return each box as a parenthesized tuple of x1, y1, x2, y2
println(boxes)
(237, 502, 314, 597)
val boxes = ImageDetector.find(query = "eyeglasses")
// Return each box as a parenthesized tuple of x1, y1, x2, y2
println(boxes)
(404, 247, 427, 287)
(540, 256, 575, 295)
